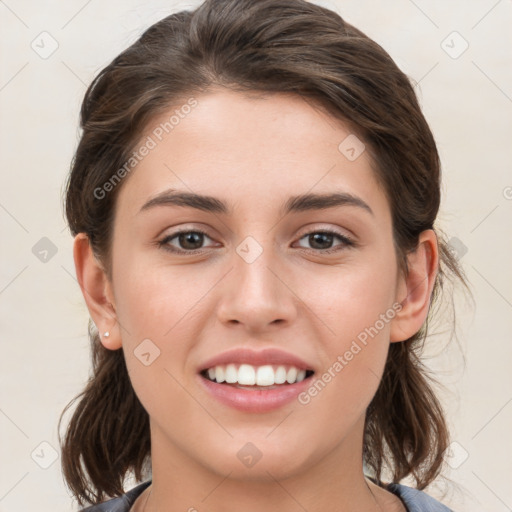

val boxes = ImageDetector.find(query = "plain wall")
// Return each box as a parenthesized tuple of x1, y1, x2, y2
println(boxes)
(1, 0, 511, 510)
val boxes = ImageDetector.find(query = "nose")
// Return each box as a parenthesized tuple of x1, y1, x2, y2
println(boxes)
(216, 243, 298, 333)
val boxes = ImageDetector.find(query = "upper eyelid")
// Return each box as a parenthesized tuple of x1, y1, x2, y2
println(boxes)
(161, 221, 353, 237)
(160, 225, 352, 240)
(295, 223, 353, 239)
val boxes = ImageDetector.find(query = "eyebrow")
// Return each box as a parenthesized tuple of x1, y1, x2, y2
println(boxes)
(139, 189, 374, 217)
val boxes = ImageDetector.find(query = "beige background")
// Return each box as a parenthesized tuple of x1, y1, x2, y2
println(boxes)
(1, 0, 511, 510)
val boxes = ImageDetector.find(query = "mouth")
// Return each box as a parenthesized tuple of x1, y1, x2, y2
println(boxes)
(198, 363, 315, 412)
(196, 348, 317, 411)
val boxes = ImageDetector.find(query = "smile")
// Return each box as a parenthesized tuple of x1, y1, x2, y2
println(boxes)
(197, 347, 316, 412)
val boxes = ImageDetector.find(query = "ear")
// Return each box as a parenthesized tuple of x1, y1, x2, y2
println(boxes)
(73, 233, 122, 350)
(390, 229, 439, 343)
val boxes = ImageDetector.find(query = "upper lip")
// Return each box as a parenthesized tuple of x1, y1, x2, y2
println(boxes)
(198, 348, 315, 373)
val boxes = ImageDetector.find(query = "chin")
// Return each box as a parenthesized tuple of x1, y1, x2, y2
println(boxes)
(198, 434, 317, 481)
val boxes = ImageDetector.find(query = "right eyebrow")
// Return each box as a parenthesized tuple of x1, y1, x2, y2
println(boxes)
(139, 189, 230, 215)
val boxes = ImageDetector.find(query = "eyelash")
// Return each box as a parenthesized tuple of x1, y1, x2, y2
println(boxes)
(157, 228, 355, 255)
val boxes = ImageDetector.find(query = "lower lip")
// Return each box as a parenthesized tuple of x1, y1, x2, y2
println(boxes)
(198, 374, 313, 413)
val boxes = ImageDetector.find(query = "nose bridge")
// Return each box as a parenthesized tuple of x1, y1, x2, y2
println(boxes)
(216, 234, 297, 329)
(236, 240, 278, 299)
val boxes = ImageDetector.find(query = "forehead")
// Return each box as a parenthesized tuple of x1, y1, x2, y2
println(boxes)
(115, 88, 389, 222)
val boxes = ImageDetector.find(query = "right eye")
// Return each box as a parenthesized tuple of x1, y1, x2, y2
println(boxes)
(157, 229, 218, 254)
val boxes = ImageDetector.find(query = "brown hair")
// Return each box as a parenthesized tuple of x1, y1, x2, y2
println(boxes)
(59, 0, 470, 506)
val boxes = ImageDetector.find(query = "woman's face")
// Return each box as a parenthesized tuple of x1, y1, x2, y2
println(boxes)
(105, 89, 407, 480)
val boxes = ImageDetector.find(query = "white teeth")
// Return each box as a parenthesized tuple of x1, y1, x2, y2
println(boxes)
(274, 366, 287, 384)
(204, 363, 311, 386)
(256, 365, 274, 386)
(215, 366, 225, 383)
(238, 364, 256, 385)
(286, 367, 297, 384)
(225, 363, 238, 383)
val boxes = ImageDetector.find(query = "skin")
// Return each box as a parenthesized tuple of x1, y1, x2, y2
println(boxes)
(74, 88, 438, 512)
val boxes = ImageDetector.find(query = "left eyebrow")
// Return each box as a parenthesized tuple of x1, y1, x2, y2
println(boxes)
(282, 192, 374, 217)
(138, 189, 374, 217)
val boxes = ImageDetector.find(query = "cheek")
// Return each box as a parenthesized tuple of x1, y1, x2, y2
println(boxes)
(112, 250, 208, 340)
(298, 292, 394, 435)
(307, 255, 398, 345)
(299, 256, 397, 415)
(115, 284, 200, 429)
(110, 252, 205, 404)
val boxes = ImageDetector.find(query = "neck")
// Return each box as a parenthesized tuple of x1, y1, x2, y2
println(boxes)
(139, 415, 393, 512)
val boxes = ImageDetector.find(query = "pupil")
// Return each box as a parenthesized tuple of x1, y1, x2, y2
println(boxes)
(180, 232, 203, 249)
(310, 233, 332, 249)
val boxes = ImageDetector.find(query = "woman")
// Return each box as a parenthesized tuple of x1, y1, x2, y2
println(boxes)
(59, 0, 469, 510)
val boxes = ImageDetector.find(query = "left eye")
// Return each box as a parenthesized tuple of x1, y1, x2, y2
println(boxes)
(295, 230, 354, 253)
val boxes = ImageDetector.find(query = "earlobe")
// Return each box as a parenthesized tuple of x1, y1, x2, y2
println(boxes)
(73, 233, 122, 350)
(389, 229, 439, 343)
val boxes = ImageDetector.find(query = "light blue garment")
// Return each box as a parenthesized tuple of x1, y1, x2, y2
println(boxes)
(80, 479, 454, 511)
(386, 482, 454, 511)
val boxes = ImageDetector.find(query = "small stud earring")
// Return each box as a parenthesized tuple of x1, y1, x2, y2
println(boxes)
(103, 331, 110, 338)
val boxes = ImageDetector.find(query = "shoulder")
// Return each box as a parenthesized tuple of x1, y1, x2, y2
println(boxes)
(385, 482, 454, 512)
(79, 481, 152, 512)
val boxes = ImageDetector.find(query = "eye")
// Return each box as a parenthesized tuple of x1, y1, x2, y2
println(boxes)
(157, 227, 355, 255)
(295, 229, 355, 254)
(157, 229, 217, 254)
